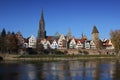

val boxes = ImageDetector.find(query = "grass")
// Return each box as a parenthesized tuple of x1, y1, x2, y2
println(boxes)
(19, 54, 117, 58)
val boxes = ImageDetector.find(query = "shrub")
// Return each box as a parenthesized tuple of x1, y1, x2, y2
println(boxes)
(83, 50, 89, 55)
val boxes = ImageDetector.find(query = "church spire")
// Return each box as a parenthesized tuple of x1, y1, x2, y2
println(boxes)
(67, 27, 72, 39)
(40, 9, 44, 22)
(38, 9, 46, 39)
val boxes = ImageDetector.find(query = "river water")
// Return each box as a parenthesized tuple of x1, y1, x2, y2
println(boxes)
(0, 59, 120, 80)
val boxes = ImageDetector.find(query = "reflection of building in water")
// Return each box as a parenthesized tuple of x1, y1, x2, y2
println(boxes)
(94, 61, 101, 80)
(42, 62, 66, 80)
(112, 60, 120, 79)
(41, 60, 116, 80)
(110, 61, 116, 78)
(61, 61, 97, 80)
(94, 60, 115, 80)
(27, 64, 37, 80)
(18, 64, 37, 80)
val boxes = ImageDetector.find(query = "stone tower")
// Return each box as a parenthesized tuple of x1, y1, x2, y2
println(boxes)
(38, 10, 46, 39)
(92, 25, 103, 49)
(92, 25, 99, 41)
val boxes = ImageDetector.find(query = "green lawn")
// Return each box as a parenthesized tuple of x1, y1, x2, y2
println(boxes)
(19, 54, 117, 58)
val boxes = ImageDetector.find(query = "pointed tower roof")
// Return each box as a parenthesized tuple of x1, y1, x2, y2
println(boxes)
(40, 9, 44, 21)
(67, 27, 72, 38)
(92, 26, 99, 34)
(38, 9, 46, 39)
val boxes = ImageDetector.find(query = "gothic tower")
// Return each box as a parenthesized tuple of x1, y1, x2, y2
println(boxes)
(38, 10, 46, 39)
(92, 25, 99, 41)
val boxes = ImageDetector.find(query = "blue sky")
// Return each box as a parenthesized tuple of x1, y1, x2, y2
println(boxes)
(0, 0, 120, 40)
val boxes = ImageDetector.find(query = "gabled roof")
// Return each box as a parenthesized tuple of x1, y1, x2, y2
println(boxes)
(103, 39, 112, 46)
(92, 26, 99, 34)
(46, 36, 59, 44)
(68, 38, 86, 44)
(46, 36, 59, 40)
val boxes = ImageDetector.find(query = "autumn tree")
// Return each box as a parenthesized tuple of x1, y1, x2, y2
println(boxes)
(110, 30, 120, 54)
(7, 32, 19, 53)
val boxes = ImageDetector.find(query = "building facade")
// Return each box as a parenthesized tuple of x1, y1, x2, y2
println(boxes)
(28, 35, 36, 48)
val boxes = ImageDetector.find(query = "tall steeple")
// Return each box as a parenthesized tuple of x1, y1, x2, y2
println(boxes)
(38, 9, 46, 39)
(67, 27, 72, 39)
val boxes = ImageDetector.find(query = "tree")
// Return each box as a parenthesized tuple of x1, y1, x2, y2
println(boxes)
(110, 30, 120, 54)
(1, 28, 6, 37)
(0, 28, 7, 53)
(36, 39, 44, 54)
(7, 32, 19, 53)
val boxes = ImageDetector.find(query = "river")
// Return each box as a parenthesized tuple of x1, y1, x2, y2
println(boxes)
(0, 59, 120, 80)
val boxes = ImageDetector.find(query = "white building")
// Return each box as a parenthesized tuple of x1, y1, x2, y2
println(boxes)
(58, 34, 66, 49)
(84, 41, 90, 49)
(90, 40, 96, 49)
(28, 35, 36, 48)
(76, 39, 84, 49)
(103, 39, 114, 49)
(69, 38, 76, 49)
(51, 40, 58, 49)
(41, 39, 51, 49)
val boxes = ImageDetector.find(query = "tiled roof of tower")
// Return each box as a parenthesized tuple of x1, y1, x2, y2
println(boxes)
(92, 26, 99, 34)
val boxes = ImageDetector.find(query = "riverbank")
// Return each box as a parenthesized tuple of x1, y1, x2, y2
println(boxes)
(2, 54, 119, 61)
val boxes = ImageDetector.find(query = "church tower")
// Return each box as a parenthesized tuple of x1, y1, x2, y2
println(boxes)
(92, 25, 99, 41)
(38, 10, 46, 39)
(66, 27, 72, 39)
(91, 25, 104, 49)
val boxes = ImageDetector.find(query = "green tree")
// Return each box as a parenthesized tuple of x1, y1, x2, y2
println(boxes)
(0, 28, 7, 53)
(110, 30, 120, 54)
(1, 28, 6, 37)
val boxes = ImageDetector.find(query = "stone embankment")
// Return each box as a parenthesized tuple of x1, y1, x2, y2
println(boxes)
(60, 49, 115, 55)
(1, 54, 118, 61)
(0, 49, 117, 61)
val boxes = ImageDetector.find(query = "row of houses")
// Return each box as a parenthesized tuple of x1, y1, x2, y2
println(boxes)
(21, 34, 114, 50)
(16, 10, 115, 52)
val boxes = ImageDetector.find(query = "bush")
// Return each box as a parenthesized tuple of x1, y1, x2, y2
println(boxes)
(53, 50, 64, 55)
(26, 48, 37, 55)
(78, 50, 82, 55)
(64, 50, 68, 54)
(83, 50, 89, 55)
(0, 56, 3, 60)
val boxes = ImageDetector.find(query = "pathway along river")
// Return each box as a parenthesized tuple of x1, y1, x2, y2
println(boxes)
(0, 59, 120, 80)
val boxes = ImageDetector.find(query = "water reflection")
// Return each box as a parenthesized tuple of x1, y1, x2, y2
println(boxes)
(0, 59, 120, 80)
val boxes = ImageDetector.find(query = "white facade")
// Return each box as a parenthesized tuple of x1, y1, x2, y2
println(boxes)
(69, 38, 76, 49)
(43, 41, 51, 49)
(28, 35, 36, 48)
(84, 41, 90, 49)
(51, 40, 58, 49)
(90, 40, 96, 49)
(58, 34, 66, 49)
(106, 39, 114, 49)
(76, 41, 83, 49)
(40, 39, 51, 49)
